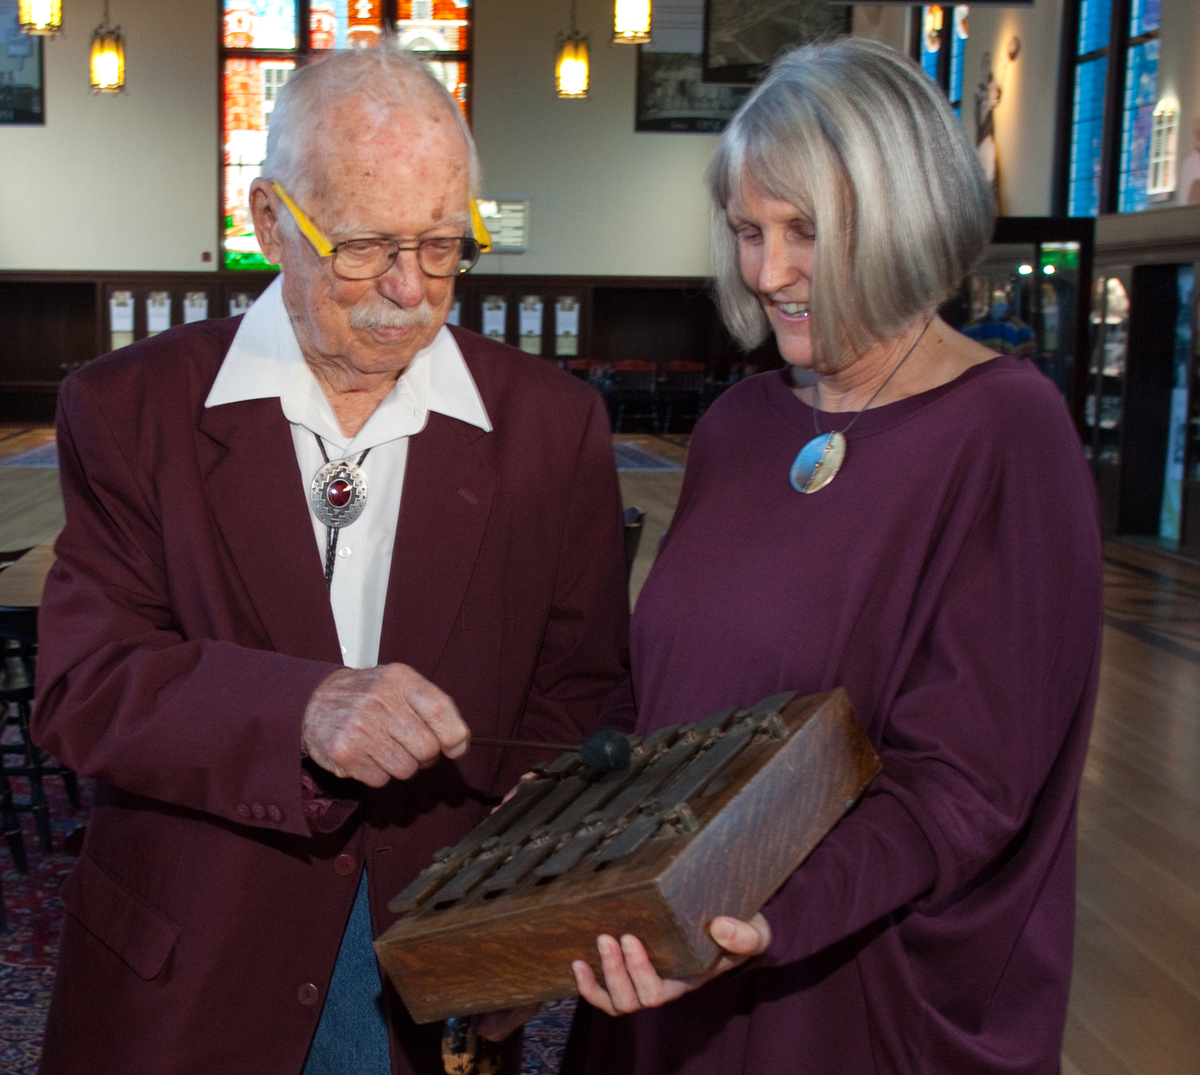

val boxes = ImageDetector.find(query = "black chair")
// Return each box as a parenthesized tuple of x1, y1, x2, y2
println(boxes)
(0, 608, 81, 872)
(658, 362, 707, 435)
(622, 506, 646, 582)
(606, 362, 659, 433)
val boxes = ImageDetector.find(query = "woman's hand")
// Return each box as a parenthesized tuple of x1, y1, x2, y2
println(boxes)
(571, 913, 771, 1016)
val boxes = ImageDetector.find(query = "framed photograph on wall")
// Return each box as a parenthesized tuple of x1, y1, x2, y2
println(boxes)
(0, 0, 45, 125)
(701, 0, 851, 84)
(636, 50, 751, 133)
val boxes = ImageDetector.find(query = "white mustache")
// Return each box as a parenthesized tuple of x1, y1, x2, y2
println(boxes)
(349, 296, 434, 330)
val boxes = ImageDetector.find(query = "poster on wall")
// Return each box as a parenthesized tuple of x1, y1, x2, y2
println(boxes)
(636, 52, 751, 132)
(0, 0, 44, 125)
(638, 0, 749, 133)
(701, 0, 850, 84)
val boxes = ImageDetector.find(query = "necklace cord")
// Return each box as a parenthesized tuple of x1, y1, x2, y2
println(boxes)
(812, 316, 934, 438)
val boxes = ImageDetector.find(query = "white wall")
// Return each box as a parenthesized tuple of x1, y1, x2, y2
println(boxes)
(471, 0, 722, 277)
(961, 0, 1062, 217)
(0, 0, 218, 271)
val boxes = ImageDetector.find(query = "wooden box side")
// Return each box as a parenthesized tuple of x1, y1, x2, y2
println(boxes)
(656, 689, 880, 967)
(374, 878, 688, 1024)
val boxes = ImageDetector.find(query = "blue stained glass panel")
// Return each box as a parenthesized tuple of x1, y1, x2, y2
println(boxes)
(921, 15, 939, 86)
(1078, 0, 1112, 56)
(1069, 55, 1107, 217)
(950, 19, 966, 106)
(1117, 38, 1158, 212)
(1129, 0, 1160, 37)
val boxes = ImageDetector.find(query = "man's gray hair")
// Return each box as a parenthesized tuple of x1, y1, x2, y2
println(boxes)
(263, 44, 481, 198)
(708, 37, 994, 363)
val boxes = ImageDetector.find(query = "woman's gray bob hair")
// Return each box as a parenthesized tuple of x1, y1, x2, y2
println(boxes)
(708, 37, 994, 362)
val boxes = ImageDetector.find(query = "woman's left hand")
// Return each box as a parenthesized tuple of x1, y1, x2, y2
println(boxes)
(571, 913, 771, 1016)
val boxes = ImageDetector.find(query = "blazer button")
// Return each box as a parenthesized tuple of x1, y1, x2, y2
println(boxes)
(297, 983, 320, 1006)
(236, 803, 252, 819)
(333, 853, 356, 876)
(251, 803, 266, 820)
(267, 805, 283, 823)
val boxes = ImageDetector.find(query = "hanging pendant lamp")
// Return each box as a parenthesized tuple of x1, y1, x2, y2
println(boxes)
(17, 0, 62, 35)
(90, 0, 125, 93)
(612, 0, 650, 44)
(556, 0, 589, 99)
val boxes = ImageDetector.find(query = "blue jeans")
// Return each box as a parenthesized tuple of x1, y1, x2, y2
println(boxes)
(303, 871, 392, 1075)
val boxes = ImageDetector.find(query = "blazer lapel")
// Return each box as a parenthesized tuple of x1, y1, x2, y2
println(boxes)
(378, 412, 496, 675)
(197, 399, 341, 663)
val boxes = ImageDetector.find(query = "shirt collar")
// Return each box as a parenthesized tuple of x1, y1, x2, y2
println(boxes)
(205, 275, 492, 453)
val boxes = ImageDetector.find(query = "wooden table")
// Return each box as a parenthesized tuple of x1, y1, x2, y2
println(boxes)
(0, 537, 57, 611)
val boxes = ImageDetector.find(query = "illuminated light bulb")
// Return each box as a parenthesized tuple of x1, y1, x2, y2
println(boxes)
(1017, 264, 1033, 276)
(18, 0, 62, 34)
(90, 14, 125, 94)
(556, 33, 589, 98)
(613, 0, 650, 44)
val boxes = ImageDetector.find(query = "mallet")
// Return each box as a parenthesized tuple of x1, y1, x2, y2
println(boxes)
(470, 728, 632, 773)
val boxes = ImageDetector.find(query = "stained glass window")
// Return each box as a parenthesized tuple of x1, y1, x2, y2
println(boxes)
(221, 0, 473, 270)
(1069, 56, 1108, 217)
(1067, 0, 1111, 217)
(948, 7, 967, 116)
(920, 6, 941, 84)
(1117, 0, 1160, 212)
(222, 0, 296, 50)
(918, 6, 967, 115)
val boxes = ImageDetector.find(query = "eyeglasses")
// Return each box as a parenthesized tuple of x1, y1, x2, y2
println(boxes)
(271, 182, 486, 280)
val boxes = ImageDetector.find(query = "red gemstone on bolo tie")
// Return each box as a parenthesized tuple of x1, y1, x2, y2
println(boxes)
(326, 479, 353, 508)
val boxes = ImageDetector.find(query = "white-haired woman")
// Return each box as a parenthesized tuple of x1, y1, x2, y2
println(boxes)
(562, 37, 1102, 1075)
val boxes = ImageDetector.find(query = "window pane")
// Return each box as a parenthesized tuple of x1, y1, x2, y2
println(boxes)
(1129, 0, 1160, 37)
(949, 6, 967, 108)
(920, 6, 941, 84)
(1069, 55, 1107, 216)
(310, 0, 384, 50)
(1077, 0, 1111, 56)
(1118, 38, 1158, 212)
(397, 0, 470, 53)
(224, 58, 294, 270)
(223, 0, 297, 50)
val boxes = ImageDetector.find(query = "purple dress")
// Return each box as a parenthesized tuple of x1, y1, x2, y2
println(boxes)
(568, 358, 1103, 1075)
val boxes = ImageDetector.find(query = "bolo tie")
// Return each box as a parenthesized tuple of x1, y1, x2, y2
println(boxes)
(308, 432, 371, 589)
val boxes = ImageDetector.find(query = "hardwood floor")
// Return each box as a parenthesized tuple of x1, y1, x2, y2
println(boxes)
(1064, 543, 1200, 1075)
(0, 425, 62, 555)
(5, 424, 1199, 1071)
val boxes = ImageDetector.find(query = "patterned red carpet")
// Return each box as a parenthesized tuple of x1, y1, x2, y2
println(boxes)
(0, 772, 85, 1075)
(0, 776, 572, 1074)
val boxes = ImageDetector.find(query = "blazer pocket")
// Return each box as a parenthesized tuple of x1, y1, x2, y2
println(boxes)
(60, 849, 180, 981)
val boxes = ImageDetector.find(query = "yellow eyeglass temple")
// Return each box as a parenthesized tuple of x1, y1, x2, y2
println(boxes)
(273, 181, 492, 257)
(272, 183, 335, 257)
(471, 200, 493, 253)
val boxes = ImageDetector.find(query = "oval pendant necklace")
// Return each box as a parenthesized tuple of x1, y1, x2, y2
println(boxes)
(310, 433, 371, 589)
(789, 317, 932, 494)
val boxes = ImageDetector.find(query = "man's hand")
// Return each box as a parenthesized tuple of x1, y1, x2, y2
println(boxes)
(301, 664, 469, 786)
(571, 914, 771, 1016)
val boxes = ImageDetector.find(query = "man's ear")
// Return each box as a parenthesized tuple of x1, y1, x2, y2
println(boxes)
(249, 178, 284, 266)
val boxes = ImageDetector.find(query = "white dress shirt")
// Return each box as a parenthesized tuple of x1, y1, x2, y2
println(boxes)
(205, 276, 492, 669)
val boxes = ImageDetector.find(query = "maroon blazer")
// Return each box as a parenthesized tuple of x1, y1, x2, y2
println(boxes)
(32, 318, 629, 1075)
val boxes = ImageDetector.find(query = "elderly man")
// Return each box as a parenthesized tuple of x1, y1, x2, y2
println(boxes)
(33, 47, 627, 1075)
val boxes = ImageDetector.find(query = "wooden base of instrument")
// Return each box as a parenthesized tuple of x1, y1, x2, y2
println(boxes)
(375, 688, 880, 1024)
